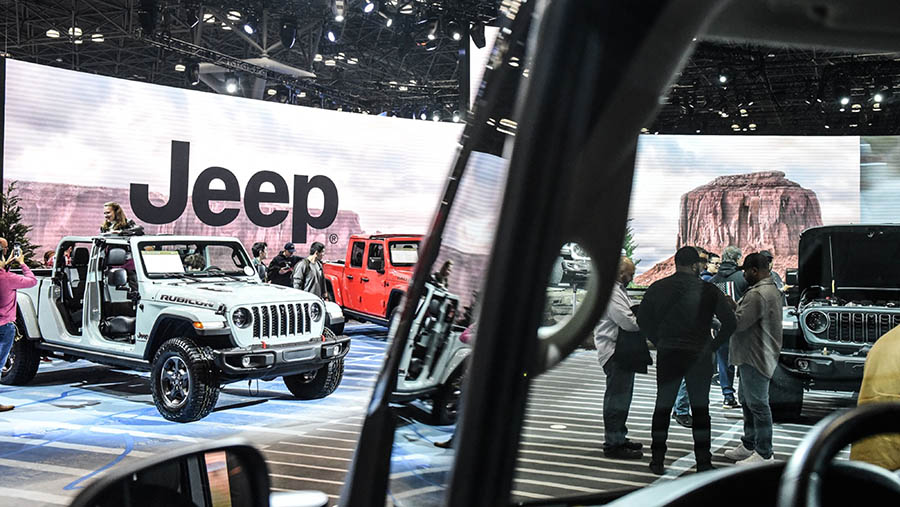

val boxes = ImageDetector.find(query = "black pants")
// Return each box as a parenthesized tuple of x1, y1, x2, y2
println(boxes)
(651, 347, 714, 466)
(602, 359, 636, 450)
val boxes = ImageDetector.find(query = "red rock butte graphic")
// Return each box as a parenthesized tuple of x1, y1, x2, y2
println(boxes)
(634, 171, 823, 286)
(13, 180, 363, 263)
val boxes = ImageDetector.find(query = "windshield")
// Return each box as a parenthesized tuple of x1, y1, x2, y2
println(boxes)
(388, 241, 420, 266)
(138, 241, 253, 278)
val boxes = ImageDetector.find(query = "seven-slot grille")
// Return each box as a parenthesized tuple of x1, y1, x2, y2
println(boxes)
(817, 311, 900, 344)
(250, 303, 313, 339)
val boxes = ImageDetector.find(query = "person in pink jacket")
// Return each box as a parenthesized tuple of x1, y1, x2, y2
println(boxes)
(0, 238, 38, 412)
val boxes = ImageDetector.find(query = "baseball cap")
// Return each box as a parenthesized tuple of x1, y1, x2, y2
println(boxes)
(284, 242, 295, 252)
(759, 250, 774, 260)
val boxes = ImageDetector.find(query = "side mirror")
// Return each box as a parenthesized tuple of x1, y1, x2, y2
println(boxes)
(785, 268, 799, 286)
(69, 440, 274, 507)
(107, 268, 128, 289)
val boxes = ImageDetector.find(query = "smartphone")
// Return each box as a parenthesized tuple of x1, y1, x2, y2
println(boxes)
(12, 244, 21, 258)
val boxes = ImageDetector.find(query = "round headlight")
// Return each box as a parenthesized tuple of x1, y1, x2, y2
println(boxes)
(310, 303, 323, 322)
(232, 308, 252, 328)
(804, 310, 829, 334)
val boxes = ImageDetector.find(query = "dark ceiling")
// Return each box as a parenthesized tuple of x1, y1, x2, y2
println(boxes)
(3, 1, 900, 134)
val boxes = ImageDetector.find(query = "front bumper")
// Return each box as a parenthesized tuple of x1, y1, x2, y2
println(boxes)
(779, 349, 866, 390)
(213, 335, 351, 381)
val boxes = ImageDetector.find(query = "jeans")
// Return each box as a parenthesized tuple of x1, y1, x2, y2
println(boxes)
(651, 348, 713, 466)
(602, 359, 636, 450)
(674, 379, 690, 415)
(716, 342, 735, 398)
(0, 322, 15, 367)
(738, 364, 774, 459)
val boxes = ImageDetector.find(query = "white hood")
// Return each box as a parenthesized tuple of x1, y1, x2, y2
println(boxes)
(146, 279, 322, 309)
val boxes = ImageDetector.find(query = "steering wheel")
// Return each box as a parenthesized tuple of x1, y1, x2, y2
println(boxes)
(778, 402, 900, 507)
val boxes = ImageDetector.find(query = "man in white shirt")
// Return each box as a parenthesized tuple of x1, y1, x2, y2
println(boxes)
(594, 257, 643, 459)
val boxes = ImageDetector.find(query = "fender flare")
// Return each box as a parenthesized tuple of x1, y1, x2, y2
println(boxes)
(386, 289, 406, 319)
(439, 343, 472, 384)
(16, 293, 40, 339)
(324, 274, 342, 305)
(144, 308, 216, 361)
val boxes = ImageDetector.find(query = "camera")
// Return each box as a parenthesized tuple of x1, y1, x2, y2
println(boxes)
(12, 244, 22, 258)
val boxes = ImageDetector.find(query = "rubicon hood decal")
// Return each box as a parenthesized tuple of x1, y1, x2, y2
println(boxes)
(158, 294, 218, 309)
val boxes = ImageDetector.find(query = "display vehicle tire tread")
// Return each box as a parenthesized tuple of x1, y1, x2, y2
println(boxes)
(1, 321, 40, 386)
(150, 337, 220, 423)
(432, 366, 465, 425)
(284, 328, 344, 399)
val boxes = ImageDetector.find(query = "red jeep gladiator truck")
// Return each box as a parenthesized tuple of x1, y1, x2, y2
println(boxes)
(324, 234, 422, 328)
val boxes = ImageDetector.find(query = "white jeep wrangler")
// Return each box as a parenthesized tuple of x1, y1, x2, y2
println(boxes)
(7, 234, 349, 422)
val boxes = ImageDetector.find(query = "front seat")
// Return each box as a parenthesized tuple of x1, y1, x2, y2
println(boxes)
(100, 252, 136, 340)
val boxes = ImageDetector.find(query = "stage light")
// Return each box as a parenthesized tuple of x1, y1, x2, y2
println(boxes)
(280, 20, 297, 49)
(335, 14, 344, 22)
(174, 62, 186, 72)
(719, 74, 727, 84)
(874, 93, 884, 103)
(267, 88, 277, 96)
(424, 39, 437, 51)
(204, 13, 215, 23)
(92, 33, 104, 42)
(363, 1, 375, 14)
(325, 59, 336, 66)
(386, 17, 393, 27)
(314, 53, 323, 62)
(432, 111, 440, 121)
(420, 112, 427, 120)
(74, 39, 83, 45)
(327, 30, 337, 42)
(221, 22, 232, 30)
(446, 20, 461, 41)
(68, 27, 83, 37)
(839, 96, 850, 105)
(225, 78, 238, 94)
(470, 22, 486, 48)
(243, 23, 254, 35)
(187, 63, 200, 85)
(298, 91, 307, 98)
(398, 85, 408, 91)
(427, 21, 437, 40)
(46, 29, 60, 38)
(227, 10, 242, 21)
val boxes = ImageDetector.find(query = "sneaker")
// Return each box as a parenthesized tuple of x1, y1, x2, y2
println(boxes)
(722, 396, 741, 409)
(0, 405, 13, 412)
(723, 443, 754, 461)
(649, 461, 665, 475)
(603, 446, 643, 460)
(673, 413, 693, 428)
(736, 452, 774, 465)
(433, 438, 454, 449)
(623, 439, 643, 451)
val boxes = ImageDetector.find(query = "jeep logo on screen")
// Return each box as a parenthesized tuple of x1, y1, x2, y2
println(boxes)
(129, 141, 339, 243)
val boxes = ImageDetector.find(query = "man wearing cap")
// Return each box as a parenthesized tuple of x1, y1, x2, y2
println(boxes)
(639, 246, 736, 475)
(710, 245, 748, 410)
(723, 253, 784, 465)
(759, 250, 784, 290)
(267, 243, 301, 287)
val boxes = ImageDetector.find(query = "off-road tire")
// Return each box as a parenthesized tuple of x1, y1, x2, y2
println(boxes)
(284, 328, 344, 399)
(1, 322, 40, 385)
(150, 337, 220, 422)
(432, 366, 465, 425)
(769, 363, 803, 422)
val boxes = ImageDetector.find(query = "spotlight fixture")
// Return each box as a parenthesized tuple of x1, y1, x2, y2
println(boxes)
(243, 23, 255, 35)
(445, 19, 462, 41)
(874, 93, 884, 103)
(174, 62, 186, 72)
(226, 10, 242, 21)
(203, 13, 215, 23)
(452, 110, 461, 122)
(363, 1, 376, 14)
(432, 111, 440, 121)
(67, 27, 83, 37)
(327, 29, 337, 42)
(91, 33, 104, 42)
(839, 96, 850, 106)
(225, 77, 238, 94)
(46, 29, 60, 38)
(280, 20, 297, 49)
(335, 14, 345, 22)
(221, 22, 232, 31)
(332, 0, 346, 22)
(386, 17, 393, 27)
(267, 88, 278, 96)
(187, 63, 200, 86)
(427, 21, 437, 40)
(420, 111, 428, 120)
(719, 74, 728, 84)
(470, 22, 486, 49)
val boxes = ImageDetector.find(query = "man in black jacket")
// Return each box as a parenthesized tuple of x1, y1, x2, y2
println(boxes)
(639, 246, 737, 475)
(710, 245, 748, 409)
(267, 243, 300, 287)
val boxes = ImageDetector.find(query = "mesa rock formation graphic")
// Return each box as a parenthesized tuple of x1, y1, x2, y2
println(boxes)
(634, 171, 823, 286)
